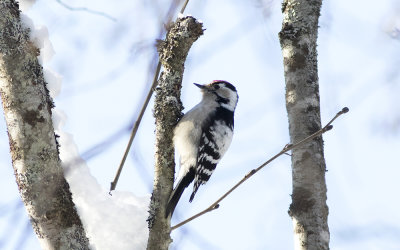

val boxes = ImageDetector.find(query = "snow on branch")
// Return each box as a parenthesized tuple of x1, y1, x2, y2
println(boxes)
(0, 1, 90, 249)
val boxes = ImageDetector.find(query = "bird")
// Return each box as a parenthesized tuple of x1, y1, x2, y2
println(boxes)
(166, 80, 238, 217)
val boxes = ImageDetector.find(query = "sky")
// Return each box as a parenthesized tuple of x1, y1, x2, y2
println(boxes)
(1, 0, 400, 249)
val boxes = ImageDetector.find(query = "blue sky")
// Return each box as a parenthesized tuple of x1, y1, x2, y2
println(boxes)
(1, 0, 400, 249)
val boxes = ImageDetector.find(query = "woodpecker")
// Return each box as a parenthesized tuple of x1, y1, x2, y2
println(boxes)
(166, 80, 238, 217)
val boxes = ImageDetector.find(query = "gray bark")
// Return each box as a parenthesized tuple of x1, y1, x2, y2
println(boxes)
(146, 16, 203, 250)
(0, 1, 90, 249)
(279, 0, 330, 249)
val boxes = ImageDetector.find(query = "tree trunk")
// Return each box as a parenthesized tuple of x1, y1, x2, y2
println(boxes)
(0, 1, 90, 249)
(146, 16, 203, 250)
(279, 0, 330, 249)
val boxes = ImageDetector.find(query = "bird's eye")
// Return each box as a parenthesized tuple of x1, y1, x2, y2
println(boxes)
(214, 84, 220, 90)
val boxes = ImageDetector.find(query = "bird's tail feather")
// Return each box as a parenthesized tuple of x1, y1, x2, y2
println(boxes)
(165, 168, 195, 218)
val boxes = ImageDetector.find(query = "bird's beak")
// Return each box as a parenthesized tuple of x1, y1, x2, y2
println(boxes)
(193, 83, 207, 89)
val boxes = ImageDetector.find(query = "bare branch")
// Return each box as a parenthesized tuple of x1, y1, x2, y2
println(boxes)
(180, 0, 190, 13)
(55, 0, 117, 22)
(110, 0, 192, 193)
(171, 107, 349, 231)
(109, 62, 161, 193)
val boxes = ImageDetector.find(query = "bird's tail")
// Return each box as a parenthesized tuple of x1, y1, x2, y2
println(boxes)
(165, 168, 195, 218)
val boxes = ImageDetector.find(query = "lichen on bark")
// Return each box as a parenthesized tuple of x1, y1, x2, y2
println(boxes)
(279, 0, 330, 249)
(0, 1, 90, 249)
(146, 16, 203, 250)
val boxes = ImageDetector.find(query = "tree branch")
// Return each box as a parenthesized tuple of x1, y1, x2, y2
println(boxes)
(171, 107, 349, 231)
(55, 0, 117, 22)
(146, 15, 203, 250)
(109, 62, 161, 194)
(110, 0, 191, 193)
(0, 1, 90, 248)
(279, 0, 329, 248)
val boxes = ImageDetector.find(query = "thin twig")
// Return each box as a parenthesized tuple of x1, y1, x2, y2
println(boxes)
(109, 0, 192, 193)
(55, 0, 117, 22)
(171, 107, 349, 230)
(109, 62, 161, 193)
(180, 0, 190, 13)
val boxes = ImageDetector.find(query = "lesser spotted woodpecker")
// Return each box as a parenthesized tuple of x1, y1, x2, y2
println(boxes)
(166, 80, 238, 217)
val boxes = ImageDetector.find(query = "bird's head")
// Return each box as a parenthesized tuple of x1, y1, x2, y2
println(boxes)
(194, 80, 238, 111)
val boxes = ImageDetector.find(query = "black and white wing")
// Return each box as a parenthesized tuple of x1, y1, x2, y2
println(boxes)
(189, 108, 234, 202)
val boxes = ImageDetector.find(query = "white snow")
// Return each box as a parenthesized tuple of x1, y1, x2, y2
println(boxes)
(178, 13, 193, 18)
(31, 26, 55, 63)
(54, 124, 149, 250)
(19, 0, 36, 12)
(21, 8, 150, 250)
(43, 68, 62, 98)
(20, 14, 55, 63)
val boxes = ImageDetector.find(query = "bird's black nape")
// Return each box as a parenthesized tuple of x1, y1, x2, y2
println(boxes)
(165, 168, 195, 218)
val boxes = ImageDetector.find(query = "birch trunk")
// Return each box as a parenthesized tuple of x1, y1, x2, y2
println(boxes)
(0, 1, 90, 249)
(279, 0, 330, 249)
(146, 16, 203, 250)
